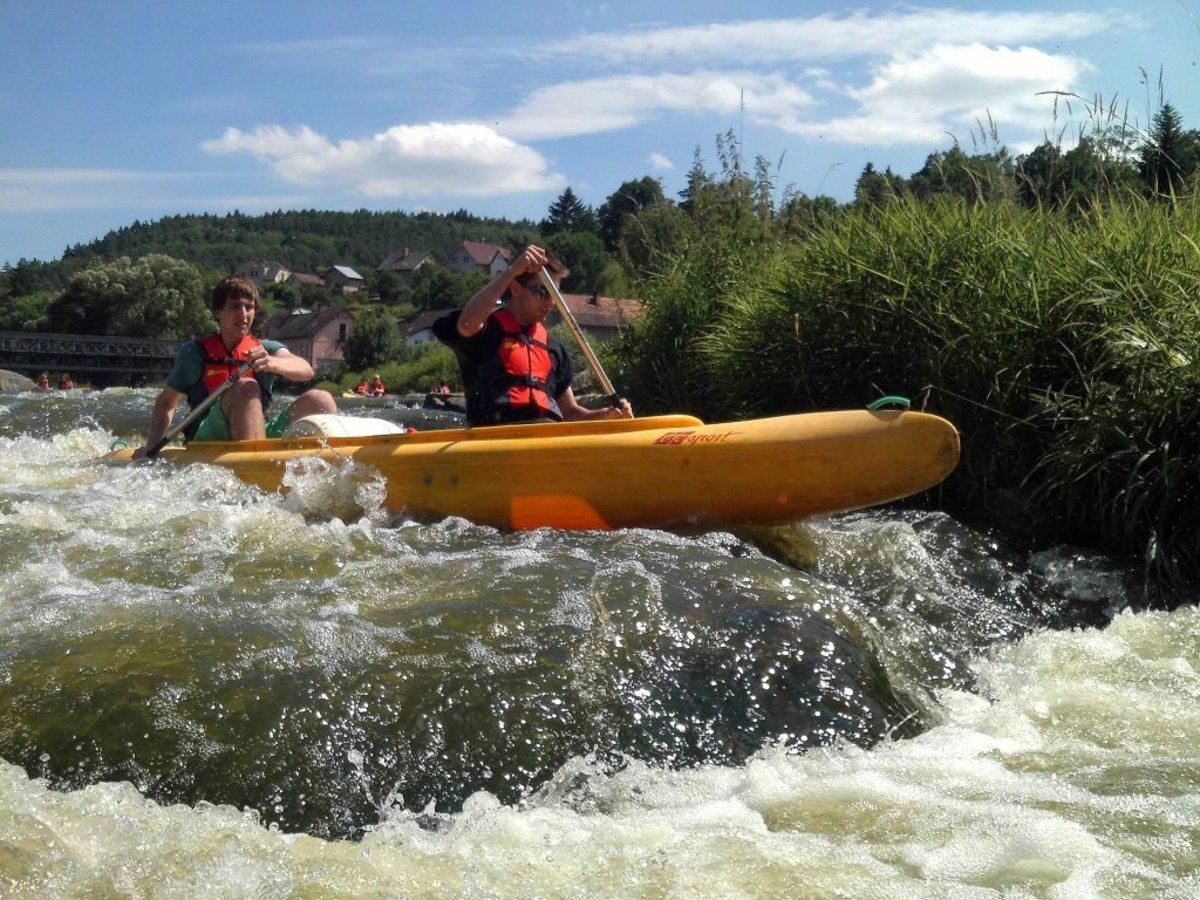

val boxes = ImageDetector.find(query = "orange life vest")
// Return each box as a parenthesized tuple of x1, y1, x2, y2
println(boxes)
(473, 308, 562, 424)
(185, 333, 271, 413)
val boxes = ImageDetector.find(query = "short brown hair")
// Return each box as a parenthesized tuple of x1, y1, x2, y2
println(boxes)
(513, 253, 569, 293)
(211, 275, 261, 314)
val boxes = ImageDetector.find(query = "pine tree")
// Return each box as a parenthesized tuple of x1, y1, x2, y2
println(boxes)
(1142, 103, 1187, 197)
(540, 188, 595, 235)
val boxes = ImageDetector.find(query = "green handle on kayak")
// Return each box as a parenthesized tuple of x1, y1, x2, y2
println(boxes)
(867, 395, 911, 410)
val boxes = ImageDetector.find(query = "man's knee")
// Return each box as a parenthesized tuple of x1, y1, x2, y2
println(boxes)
(292, 389, 337, 417)
(222, 378, 264, 413)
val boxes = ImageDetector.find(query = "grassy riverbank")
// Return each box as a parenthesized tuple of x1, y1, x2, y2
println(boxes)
(614, 192, 1200, 583)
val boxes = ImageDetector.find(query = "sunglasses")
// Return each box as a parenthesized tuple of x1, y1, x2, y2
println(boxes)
(519, 281, 550, 298)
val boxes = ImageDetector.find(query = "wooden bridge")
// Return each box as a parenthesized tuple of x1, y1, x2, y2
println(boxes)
(0, 331, 182, 385)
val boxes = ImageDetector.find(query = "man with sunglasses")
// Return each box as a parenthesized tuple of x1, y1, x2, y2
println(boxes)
(433, 244, 634, 427)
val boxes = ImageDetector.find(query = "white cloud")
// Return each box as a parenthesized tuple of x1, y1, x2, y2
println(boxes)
(0, 169, 181, 213)
(496, 70, 814, 140)
(551, 9, 1122, 67)
(779, 43, 1090, 145)
(183, 9, 1126, 207)
(851, 44, 1085, 118)
(649, 152, 674, 171)
(0, 167, 310, 217)
(201, 122, 566, 197)
(512, 9, 1117, 148)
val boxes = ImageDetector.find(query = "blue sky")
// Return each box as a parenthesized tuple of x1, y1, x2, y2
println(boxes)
(3, 1, 1199, 266)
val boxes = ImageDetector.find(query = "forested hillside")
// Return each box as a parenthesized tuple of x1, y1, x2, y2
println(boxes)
(1, 208, 540, 300)
(76, 208, 540, 274)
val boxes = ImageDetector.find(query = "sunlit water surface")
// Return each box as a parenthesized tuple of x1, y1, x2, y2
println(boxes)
(0, 388, 1196, 897)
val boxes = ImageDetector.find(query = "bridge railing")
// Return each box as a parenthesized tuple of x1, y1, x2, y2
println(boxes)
(0, 331, 184, 379)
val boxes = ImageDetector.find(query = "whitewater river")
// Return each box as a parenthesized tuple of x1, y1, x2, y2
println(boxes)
(1, 387, 1197, 898)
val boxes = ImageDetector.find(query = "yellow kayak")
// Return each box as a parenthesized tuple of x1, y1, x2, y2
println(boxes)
(107, 410, 960, 530)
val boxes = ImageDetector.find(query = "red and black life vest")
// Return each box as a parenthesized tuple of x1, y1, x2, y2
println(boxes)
(184, 333, 272, 415)
(471, 309, 563, 424)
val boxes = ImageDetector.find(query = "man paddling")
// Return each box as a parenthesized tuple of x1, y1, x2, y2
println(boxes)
(133, 275, 336, 458)
(433, 244, 634, 427)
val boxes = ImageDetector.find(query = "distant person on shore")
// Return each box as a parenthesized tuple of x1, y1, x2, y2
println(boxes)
(433, 244, 633, 427)
(57, 373, 73, 390)
(368, 374, 386, 397)
(132, 275, 336, 458)
(37, 373, 50, 390)
(354, 380, 369, 396)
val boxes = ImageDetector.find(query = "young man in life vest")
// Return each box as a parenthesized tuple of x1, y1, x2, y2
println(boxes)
(433, 244, 634, 427)
(132, 276, 337, 458)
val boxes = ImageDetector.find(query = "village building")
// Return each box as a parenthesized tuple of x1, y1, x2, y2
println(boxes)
(377, 248, 436, 284)
(234, 260, 291, 286)
(404, 309, 457, 348)
(443, 241, 511, 277)
(323, 265, 366, 294)
(263, 307, 354, 376)
(286, 272, 325, 289)
(550, 292, 643, 343)
(402, 293, 641, 349)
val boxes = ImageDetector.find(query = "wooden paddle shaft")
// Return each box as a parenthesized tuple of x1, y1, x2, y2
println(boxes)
(537, 268, 618, 400)
(147, 360, 252, 459)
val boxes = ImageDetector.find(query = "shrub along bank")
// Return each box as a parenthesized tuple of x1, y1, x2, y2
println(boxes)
(613, 193, 1200, 584)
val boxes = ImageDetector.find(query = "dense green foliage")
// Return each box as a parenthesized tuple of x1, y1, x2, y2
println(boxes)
(613, 165, 1200, 584)
(341, 310, 403, 371)
(46, 255, 213, 338)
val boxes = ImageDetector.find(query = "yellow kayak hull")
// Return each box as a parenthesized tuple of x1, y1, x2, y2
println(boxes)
(108, 411, 960, 531)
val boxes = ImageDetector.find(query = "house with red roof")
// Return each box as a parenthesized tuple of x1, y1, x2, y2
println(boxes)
(403, 292, 641, 350)
(443, 241, 511, 277)
(550, 292, 643, 343)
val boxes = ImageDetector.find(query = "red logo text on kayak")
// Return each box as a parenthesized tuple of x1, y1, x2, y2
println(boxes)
(654, 430, 735, 446)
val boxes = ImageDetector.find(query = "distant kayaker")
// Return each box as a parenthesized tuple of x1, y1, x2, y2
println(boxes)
(354, 380, 369, 396)
(37, 373, 50, 390)
(433, 244, 634, 427)
(368, 374, 386, 397)
(132, 275, 337, 458)
(57, 373, 74, 390)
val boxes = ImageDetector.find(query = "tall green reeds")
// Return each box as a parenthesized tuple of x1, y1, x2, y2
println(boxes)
(617, 191, 1200, 581)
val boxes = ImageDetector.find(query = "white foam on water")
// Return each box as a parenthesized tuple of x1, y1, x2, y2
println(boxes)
(4, 605, 1199, 897)
(2, 399, 1198, 897)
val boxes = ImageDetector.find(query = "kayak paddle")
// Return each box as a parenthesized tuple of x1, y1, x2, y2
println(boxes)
(144, 360, 252, 459)
(536, 268, 621, 408)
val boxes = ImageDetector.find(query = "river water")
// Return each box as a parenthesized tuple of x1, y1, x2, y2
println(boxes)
(0, 387, 1196, 897)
